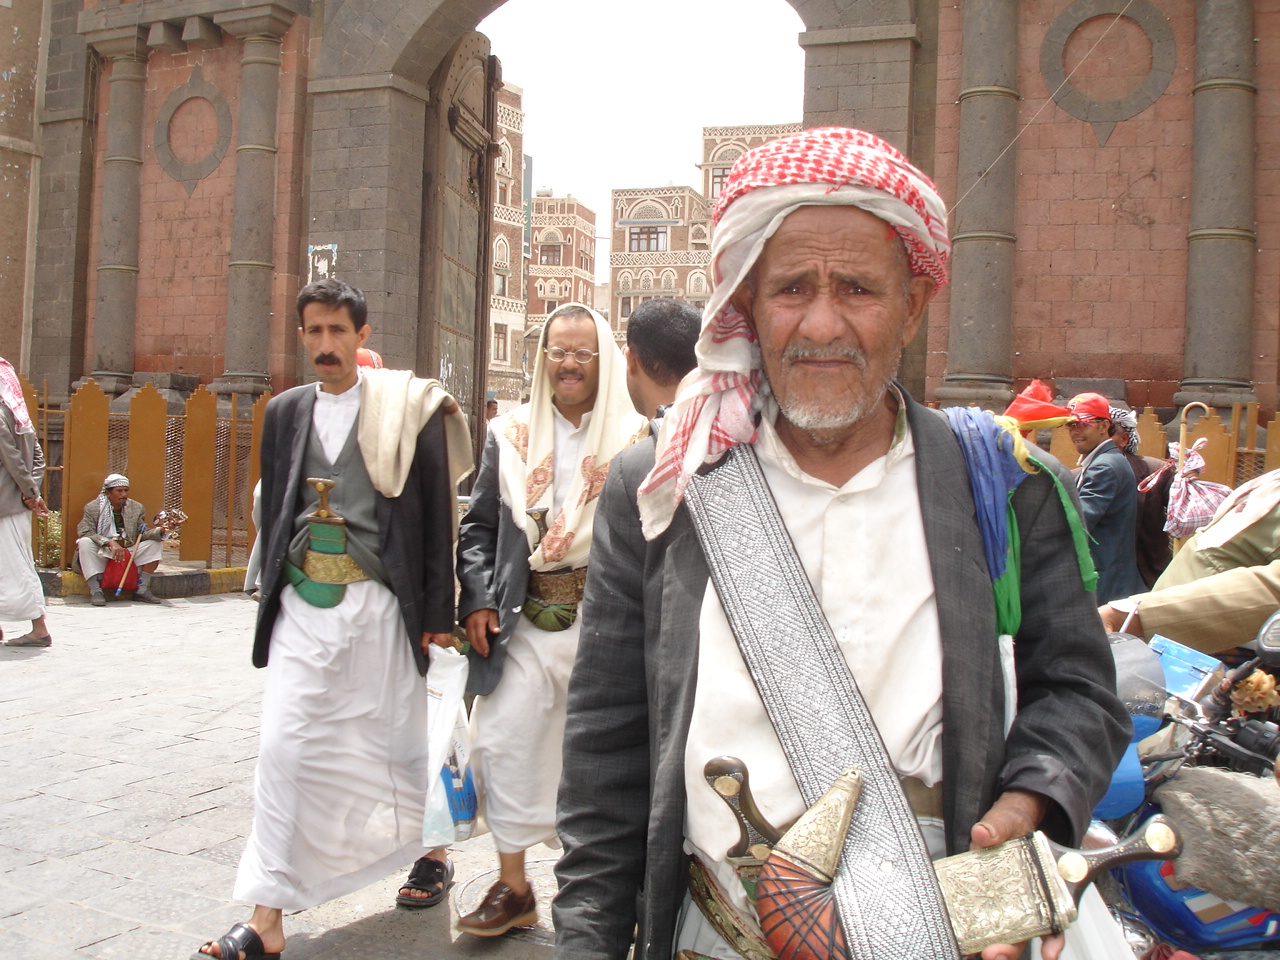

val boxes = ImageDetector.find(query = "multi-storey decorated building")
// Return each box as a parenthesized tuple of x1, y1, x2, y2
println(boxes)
(526, 192, 596, 329)
(609, 124, 800, 332)
(486, 83, 528, 408)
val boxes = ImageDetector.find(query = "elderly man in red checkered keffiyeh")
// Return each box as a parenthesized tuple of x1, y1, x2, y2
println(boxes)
(637, 127, 951, 537)
(556, 127, 1131, 960)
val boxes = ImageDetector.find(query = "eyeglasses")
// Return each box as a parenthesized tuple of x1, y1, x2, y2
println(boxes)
(544, 347, 599, 363)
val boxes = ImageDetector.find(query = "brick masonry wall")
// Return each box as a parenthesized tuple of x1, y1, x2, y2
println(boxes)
(0, 0, 43, 367)
(135, 43, 242, 384)
(83, 18, 310, 391)
(929, 1, 1280, 414)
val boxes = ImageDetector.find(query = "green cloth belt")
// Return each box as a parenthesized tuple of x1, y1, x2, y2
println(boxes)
(523, 597, 579, 632)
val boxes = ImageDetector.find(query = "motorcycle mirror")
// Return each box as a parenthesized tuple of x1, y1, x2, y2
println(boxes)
(1255, 609, 1280, 667)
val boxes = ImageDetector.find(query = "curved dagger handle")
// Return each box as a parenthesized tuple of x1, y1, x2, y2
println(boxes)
(1049, 814, 1181, 903)
(704, 756, 785, 859)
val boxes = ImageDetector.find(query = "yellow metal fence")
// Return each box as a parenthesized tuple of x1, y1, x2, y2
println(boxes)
(1045, 403, 1280, 486)
(19, 374, 267, 570)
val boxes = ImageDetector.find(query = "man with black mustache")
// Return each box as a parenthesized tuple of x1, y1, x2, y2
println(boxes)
(197, 278, 472, 960)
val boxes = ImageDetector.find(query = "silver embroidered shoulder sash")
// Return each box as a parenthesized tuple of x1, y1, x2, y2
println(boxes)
(684, 443, 960, 960)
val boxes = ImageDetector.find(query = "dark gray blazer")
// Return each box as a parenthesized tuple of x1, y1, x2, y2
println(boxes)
(1078, 441, 1146, 604)
(457, 424, 532, 696)
(252, 384, 456, 676)
(553, 395, 1130, 960)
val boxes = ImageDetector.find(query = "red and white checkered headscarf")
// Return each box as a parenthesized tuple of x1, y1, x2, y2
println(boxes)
(0, 357, 34, 436)
(636, 127, 950, 538)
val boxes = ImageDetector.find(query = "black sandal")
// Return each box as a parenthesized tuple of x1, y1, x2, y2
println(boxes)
(193, 922, 281, 960)
(396, 855, 454, 908)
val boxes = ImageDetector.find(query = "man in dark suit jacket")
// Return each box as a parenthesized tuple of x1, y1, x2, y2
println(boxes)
(198, 279, 465, 960)
(554, 129, 1128, 960)
(1067, 393, 1147, 604)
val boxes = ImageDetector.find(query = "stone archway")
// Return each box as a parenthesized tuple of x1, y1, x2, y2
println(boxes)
(301, 0, 940, 404)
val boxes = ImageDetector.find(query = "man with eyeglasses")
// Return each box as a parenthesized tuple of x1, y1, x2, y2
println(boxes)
(456, 302, 648, 936)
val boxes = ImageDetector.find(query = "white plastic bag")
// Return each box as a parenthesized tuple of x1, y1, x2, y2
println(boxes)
(422, 644, 477, 847)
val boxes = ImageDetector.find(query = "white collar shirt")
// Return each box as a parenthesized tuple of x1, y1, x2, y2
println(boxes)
(312, 370, 362, 465)
(551, 406, 592, 519)
(682, 394, 945, 926)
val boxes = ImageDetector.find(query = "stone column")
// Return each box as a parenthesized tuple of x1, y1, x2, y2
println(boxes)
(799, 22, 920, 150)
(1176, 0, 1257, 408)
(210, 5, 294, 397)
(935, 0, 1018, 409)
(86, 28, 149, 396)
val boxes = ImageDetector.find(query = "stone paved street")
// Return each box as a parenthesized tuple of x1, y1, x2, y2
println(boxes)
(1, 595, 558, 960)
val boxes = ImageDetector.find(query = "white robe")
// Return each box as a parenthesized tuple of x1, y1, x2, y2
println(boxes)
(0, 513, 44, 620)
(234, 580, 430, 910)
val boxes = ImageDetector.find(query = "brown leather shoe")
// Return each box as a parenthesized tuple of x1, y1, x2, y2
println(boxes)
(456, 880, 537, 937)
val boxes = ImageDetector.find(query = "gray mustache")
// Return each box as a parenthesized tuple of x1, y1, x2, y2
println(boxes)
(781, 343, 867, 368)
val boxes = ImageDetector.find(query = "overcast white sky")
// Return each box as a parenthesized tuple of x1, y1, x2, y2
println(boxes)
(478, 0, 807, 281)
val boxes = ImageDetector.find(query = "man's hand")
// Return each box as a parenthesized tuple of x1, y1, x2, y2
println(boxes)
(108, 540, 127, 561)
(421, 632, 456, 655)
(22, 495, 48, 518)
(1098, 603, 1142, 636)
(972, 790, 1063, 960)
(464, 608, 500, 657)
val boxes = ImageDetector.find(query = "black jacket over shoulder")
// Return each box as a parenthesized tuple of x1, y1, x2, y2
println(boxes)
(252, 384, 456, 676)
(553, 393, 1130, 960)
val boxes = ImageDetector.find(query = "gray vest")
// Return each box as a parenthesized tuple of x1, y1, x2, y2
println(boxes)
(288, 420, 388, 586)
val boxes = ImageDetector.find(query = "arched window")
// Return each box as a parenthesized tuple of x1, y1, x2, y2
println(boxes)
(541, 228, 562, 243)
(494, 236, 510, 269)
(689, 271, 707, 294)
(619, 272, 633, 291)
(632, 201, 666, 220)
(640, 270, 655, 289)
(660, 269, 676, 290)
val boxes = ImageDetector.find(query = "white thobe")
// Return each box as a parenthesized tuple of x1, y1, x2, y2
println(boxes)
(76, 535, 163, 579)
(469, 407, 592, 853)
(0, 513, 44, 620)
(678, 404, 945, 955)
(312, 373, 362, 463)
(233, 381, 431, 910)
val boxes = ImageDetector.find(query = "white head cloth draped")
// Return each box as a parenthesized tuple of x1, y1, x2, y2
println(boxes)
(1109, 406, 1140, 455)
(636, 127, 952, 538)
(0, 357, 34, 436)
(96, 473, 130, 539)
(490, 303, 648, 571)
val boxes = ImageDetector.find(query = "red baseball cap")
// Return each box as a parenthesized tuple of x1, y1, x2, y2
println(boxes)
(1066, 392, 1112, 424)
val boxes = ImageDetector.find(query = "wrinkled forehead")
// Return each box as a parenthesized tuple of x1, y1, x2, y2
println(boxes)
(748, 204, 910, 282)
(545, 314, 599, 348)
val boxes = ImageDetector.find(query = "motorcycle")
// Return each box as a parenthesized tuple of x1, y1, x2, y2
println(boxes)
(1093, 612, 1280, 957)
